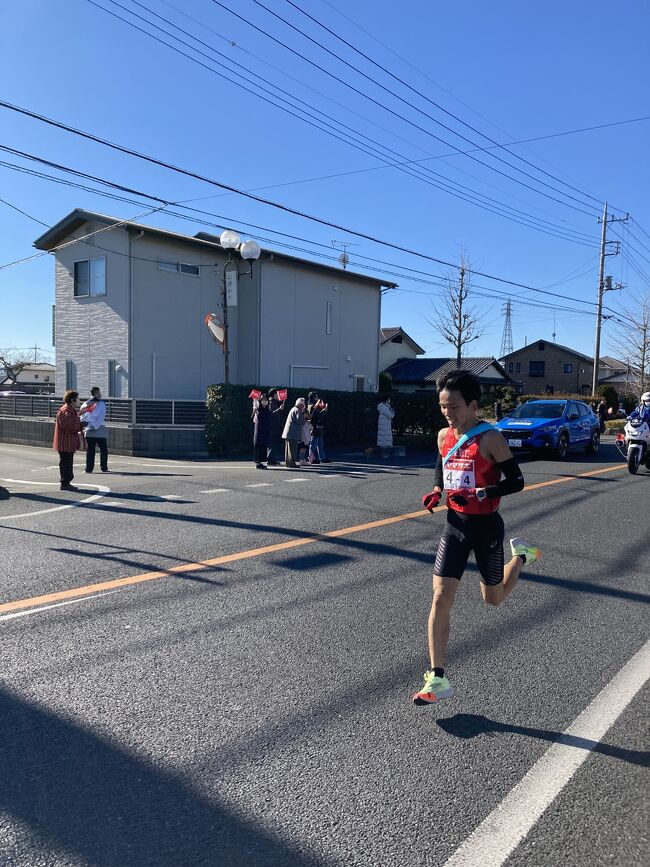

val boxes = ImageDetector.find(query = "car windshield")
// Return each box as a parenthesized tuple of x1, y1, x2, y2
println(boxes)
(508, 403, 565, 419)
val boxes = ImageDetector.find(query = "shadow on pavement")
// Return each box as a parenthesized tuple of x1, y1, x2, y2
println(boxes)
(0, 687, 322, 867)
(436, 713, 650, 769)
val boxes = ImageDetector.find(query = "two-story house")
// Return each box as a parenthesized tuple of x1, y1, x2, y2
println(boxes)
(379, 327, 425, 372)
(500, 341, 595, 395)
(34, 210, 396, 400)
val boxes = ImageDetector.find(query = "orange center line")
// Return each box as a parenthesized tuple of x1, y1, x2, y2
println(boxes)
(0, 463, 626, 615)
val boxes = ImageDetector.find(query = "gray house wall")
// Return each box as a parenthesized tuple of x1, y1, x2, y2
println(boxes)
(54, 224, 129, 397)
(259, 259, 380, 391)
(129, 234, 226, 399)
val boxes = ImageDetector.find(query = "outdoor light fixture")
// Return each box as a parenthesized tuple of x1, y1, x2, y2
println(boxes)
(217, 230, 263, 384)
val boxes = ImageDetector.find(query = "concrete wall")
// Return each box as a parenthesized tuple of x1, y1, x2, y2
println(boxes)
(54, 224, 130, 397)
(502, 342, 594, 394)
(259, 259, 380, 392)
(0, 417, 207, 458)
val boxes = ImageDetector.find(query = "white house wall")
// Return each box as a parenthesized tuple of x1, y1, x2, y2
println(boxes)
(259, 260, 380, 391)
(379, 340, 419, 372)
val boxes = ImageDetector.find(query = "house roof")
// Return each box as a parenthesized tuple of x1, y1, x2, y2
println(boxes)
(599, 355, 627, 370)
(379, 326, 425, 355)
(385, 356, 516, 385)
(33, 209, 397, 289)
(501, 340, 593, 364)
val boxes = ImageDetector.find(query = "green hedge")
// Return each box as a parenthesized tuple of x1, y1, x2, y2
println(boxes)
(205, 384, 444, 456)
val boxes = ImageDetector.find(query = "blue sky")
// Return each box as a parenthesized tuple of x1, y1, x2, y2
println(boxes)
(1, 0, 649, 364)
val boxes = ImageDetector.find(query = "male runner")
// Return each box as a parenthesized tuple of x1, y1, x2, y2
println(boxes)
(412, 370, 541, 704)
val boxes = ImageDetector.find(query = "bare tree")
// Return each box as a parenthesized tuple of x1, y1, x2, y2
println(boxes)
(426, 254, 485, 365)
(608, 294, 650, 399)
(0, 347, 51, 388)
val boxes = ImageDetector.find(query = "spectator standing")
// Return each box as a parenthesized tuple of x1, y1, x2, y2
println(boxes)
(377, 397, 395, 449)
(53, 389, 82, 491)
(80, 386, 109, 473)
(493, 399, 503, 421)
(282, 398, 306, 468)
(252, 393, 271, 469)
(597, 398, 608, 433)
(266, 387, 286, 466)
(307, 390, 330, 464)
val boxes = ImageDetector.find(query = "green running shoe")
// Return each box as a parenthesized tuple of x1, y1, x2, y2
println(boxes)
(510, 537, 541, 565)
(412, 671, 454, 705)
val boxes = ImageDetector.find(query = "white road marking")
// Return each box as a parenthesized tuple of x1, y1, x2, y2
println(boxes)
(0, 589, 124, 621)
(160, 494, 184, 501)
(286, 478, 309, 483)
(199, 488, 230, 494)
(245, 482, 272, 488)
(443, 638, 650, 867)
(0, 479, 109, 521)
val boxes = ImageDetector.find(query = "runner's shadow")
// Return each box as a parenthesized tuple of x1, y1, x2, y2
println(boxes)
(436, 713, 649, 768)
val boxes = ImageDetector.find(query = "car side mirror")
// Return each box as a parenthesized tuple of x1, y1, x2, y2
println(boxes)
(568, 412, 579, 420)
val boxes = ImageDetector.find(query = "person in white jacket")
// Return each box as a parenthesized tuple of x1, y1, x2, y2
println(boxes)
(377, 397, 395, 449)
(80, 386, 109, 473)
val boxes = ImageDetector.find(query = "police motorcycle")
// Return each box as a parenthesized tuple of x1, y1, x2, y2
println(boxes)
(615, 392, 650, 474)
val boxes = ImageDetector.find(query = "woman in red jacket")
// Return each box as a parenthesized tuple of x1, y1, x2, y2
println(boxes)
(53, 389, 82, 491)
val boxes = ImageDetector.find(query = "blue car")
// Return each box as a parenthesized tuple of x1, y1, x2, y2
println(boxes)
(496, 399, 600, 459)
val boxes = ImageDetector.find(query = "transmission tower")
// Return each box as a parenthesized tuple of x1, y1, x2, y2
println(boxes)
(500, 299, 513, 357)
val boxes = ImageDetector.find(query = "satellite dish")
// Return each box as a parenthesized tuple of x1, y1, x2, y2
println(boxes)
(205, 313, 225, 346)
(338, 252, 350, 269)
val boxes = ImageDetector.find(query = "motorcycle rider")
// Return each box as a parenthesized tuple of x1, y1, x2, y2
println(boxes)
(628, 391, 650, 423)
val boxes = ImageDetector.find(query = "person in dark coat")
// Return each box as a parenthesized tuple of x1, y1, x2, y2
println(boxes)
(253, 393, 272, 469)
(266, 387, 286, 466)
(597, 398, 608, 433)
(53, 389, 82, 491)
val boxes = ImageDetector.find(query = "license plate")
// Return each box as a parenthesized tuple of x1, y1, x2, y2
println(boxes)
(508, 439, 523, 448)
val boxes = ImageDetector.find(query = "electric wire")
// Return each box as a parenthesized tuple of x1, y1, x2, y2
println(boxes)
(236, 0, 600, 216)
(86, 0, 598, 247)
(0, 132, 616, 316)
(285, 0, 608, 209)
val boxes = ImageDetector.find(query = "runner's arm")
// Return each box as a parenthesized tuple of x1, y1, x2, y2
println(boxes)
(478, 430, 524, 499)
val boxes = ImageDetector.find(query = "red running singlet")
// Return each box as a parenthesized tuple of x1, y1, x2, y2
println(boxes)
(441, 427, 501, 515)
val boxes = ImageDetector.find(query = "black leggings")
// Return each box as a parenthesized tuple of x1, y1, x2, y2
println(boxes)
(434, 509, 505, 585)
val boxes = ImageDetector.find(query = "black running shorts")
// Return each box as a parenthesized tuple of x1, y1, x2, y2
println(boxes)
(433, 509, 504, 585)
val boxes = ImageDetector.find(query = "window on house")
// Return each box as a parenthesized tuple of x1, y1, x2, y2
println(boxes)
(74, 257, 106, 297)
(538, 341, 545, 351)
(353, 375, 365, 392)
(529, 361, 545, 377)
(564, 363, 573, 373)
(108, 359, 117, 397)
(65, 360, 77, 390)
(158, 259, 200, 276)
(44, 376, 50, 382)
(34, 374, 39, 379)
(515, 362, 521, 373)
(180, 263, 200, 276)
(508, 362, 513, 373)
(326, 301, 333, 335)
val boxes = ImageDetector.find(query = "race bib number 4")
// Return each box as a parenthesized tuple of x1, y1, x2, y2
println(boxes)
(444, 458, 476, 490)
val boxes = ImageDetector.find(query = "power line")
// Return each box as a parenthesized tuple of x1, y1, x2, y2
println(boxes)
(0, 196, 49, 226)
(0, 127, 618, 318)
(85, 0, 598, 247)
(244, 0, 603, 216)
(285, 0, 607, 209)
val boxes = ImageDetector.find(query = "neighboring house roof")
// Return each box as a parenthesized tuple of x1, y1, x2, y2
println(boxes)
(379, 326, 425, 355)
(599, 355, 628, 371)
(33, 209, 397, 288)
(385, 357, 450, 383)
(501, 340, 593, 364)
(386, 356, 517, 385)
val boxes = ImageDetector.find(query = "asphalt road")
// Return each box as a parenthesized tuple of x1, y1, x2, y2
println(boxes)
(0, 441, 648, 867)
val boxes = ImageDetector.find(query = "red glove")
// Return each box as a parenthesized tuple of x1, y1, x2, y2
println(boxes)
(448, 488, 477, 506)
(421, 490, 441, 512)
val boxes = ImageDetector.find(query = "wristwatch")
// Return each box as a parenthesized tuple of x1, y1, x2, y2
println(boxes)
(475, 488, 487, 502)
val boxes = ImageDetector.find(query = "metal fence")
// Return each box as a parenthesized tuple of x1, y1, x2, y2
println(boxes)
(0, 396, 207, 426)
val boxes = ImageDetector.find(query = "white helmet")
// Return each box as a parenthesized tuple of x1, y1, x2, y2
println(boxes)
(642, 391, 650, 408)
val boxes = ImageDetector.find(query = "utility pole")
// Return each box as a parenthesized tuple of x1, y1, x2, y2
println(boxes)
(456, 266, 465, 366)
(591, 203, 628, 396)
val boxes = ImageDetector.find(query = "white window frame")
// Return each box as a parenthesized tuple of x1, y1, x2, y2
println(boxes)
(157, 259, 200, 277)
(325, 301, 333, 335)
(74, 257, 107, 297)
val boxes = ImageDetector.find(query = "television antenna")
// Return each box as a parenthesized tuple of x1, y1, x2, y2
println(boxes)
(331, 239, 360, 270)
